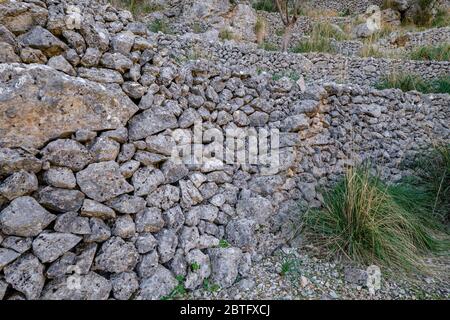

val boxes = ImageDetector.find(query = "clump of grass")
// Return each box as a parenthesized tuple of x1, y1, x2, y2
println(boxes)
(255, 16, 267, 44)
(360, 44, 384, 58)
(410, 44, 450, 61)
(149, 19, 172, 34)
(292, 37, 335, 54)
(252, 0, 277, 12)
(190, 262, 201, 272)
(203, 279, 221, 293)
(161, 275, 187, 300)
(259, 41, 278, 51)
(218, 239, 230, 248)
(410, 144, 450, 220)
(431, 8, 450, 27)
(303, 166, 448, 271)
(376, 73, 450, 94)
(272, 71, 300, 81)
(291, 22, 350, 54)
(109, 0, 164, 17)
(219, 28, 235, 41)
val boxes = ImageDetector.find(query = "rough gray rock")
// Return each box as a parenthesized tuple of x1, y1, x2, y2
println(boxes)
(111, 272, 139, 300)
(208, 247, 242, 289)
(136, 250, 159, 278)
(4, 254, 45, 300)
(19, 26, 68, 57)
(76, 161, 134, 202)
(226, 218, 256, 248)
(0, 1, 48, 35)
(0, 248, 21, 271)
(89, 137, 121, 162)
(135, 233, 157, 254)
(112, 215, 136, 239)
(84, 218, 111, 243)
(0, 196, 56, 237)
(80, 199, 116, 220)
(155, 229, 178, 264)
(135, 208, 165, 233)
(185, 249, 211, 290)
(128, 106, 178, 141)
(0, 170, 38, 200)
(54, 212, 91, 235)
(47, 55, 76, 76)
(32, 232, 82, 263)
(0, 63, 139, 149)
(105, 195, 146, 214)
(41, 139, 92, 172)
(147, 185, 180, 210)
(43, 167, 77, 189)
(35, 186, 85, 213)
(0, 148, 42, 177)
(42, 272, 111, 300)
(1, 236, 33, 254)
(137, 265, 177, 300)
(131, 167, 165, 196)
(94, 237, 139, 273)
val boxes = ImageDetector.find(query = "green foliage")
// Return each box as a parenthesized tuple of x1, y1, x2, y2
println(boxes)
(409, 144, 450, 220)
(253, 0, 277, 12)
(190, 262, 201, 272)
(291, 22, 349, 54)
(303, 166, 448, 271)
(272, 71, 300, 81)
(292, 37, 335, 54)
(161, 275, 186, 300)
(375, 73, 450, 94)
(409, 44, 450, 62)
(431, 8, 450, 27)
(109, 0, 163, 17)
(219, 28, 235, 41)
(259, 42, 279, 51)
(219, 239, 230, 248)
(203, 279, 221, 293)
(149, 19, 172, 34)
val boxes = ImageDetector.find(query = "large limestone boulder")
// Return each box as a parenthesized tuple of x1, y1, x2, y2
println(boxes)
(0, 63, 138, 150)
(0, 1, 48, 35)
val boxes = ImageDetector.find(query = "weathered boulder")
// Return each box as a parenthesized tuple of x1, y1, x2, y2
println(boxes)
(76, 161, 134, 202)
(137, 265, 177, 300)
(0, 1, 48, 35)
(94, 237, 139, 273)
(0, 64, 138, 149)
(0, 148, 42, 177)
(18, 26, 68, 57)
(41, 272, 111, 300)
(0, 196, 56, 237)
(32, 232, 82, 263)
(208, 247, 242, 289)
(4, 254, 45, 300)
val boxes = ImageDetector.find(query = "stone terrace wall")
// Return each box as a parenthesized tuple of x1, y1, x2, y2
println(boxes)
(304, 0, 384, 13)
(0, 0, 449, 301)
(153, 34, 450, 86)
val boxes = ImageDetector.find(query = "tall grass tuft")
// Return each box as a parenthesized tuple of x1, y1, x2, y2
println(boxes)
(410, 44, 450, 61)
(252, 0, 277, 12)
(303, 166, 448, 271)
(410, 144, 450, 220)
(376, 73, 450, 94)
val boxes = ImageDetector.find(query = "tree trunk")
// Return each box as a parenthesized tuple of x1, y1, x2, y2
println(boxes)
(281, 22, 294, 52)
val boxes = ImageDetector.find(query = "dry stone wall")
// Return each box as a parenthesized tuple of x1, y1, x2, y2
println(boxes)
(153, 34, 450, 86)
(0, 0, 449, 300)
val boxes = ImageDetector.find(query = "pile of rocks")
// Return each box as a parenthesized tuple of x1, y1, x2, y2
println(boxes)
(0, 0, 448, 301)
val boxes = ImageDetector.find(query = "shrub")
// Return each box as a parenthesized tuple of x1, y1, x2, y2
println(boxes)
(375, 73, 450, 94)
(431, 8, 450, 27)
(252, 0, 277, 12)
(109, 0, 163, 17)
(219, 28, 235, 41)
(409, 44, 450, 61)
(291, 37, 335, 54)
(410, 144, 450, 220)
(303, 166, 448, 271)
(149, 19, 171, 34)
(259, 41, 279, 51)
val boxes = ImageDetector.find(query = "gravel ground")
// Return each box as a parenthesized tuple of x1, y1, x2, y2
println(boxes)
(188, 247, 450, 300)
